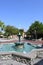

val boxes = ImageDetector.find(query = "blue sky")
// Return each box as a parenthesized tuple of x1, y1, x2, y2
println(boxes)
(0, 0, 43, 31)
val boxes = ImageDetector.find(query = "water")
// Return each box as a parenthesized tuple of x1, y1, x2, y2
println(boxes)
(0, 43, 36, 53)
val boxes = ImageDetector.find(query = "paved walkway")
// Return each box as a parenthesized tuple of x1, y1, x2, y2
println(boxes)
(0, 37, 43, 44)
(0, 60, 26, 65)
(0, 39, 43, 44)
(22, 40, 43, 44)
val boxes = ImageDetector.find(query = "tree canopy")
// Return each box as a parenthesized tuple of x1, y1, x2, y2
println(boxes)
(0, 21, 5, 34)
(26, 21, 43, 38)
(0, 21, 24, 38)
(0, 20, 43, 39)
(5, 25, 19, 36)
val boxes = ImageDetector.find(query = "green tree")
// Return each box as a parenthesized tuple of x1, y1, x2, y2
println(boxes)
(27, 21, 43, 39)
(5, 25, 19, 37)
(0, 21, 5, 34)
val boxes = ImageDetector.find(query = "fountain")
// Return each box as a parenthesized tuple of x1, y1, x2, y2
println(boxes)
(15, 32, 24, 48)
(18, 32, 21, 42)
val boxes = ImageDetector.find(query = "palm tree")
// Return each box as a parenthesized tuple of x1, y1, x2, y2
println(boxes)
(0, 21, 5, 35)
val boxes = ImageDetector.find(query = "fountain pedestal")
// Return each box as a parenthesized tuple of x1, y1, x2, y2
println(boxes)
(15, 32, 24, 48)
(17, 32, 21, 42)
(15, 42, 24, 48)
